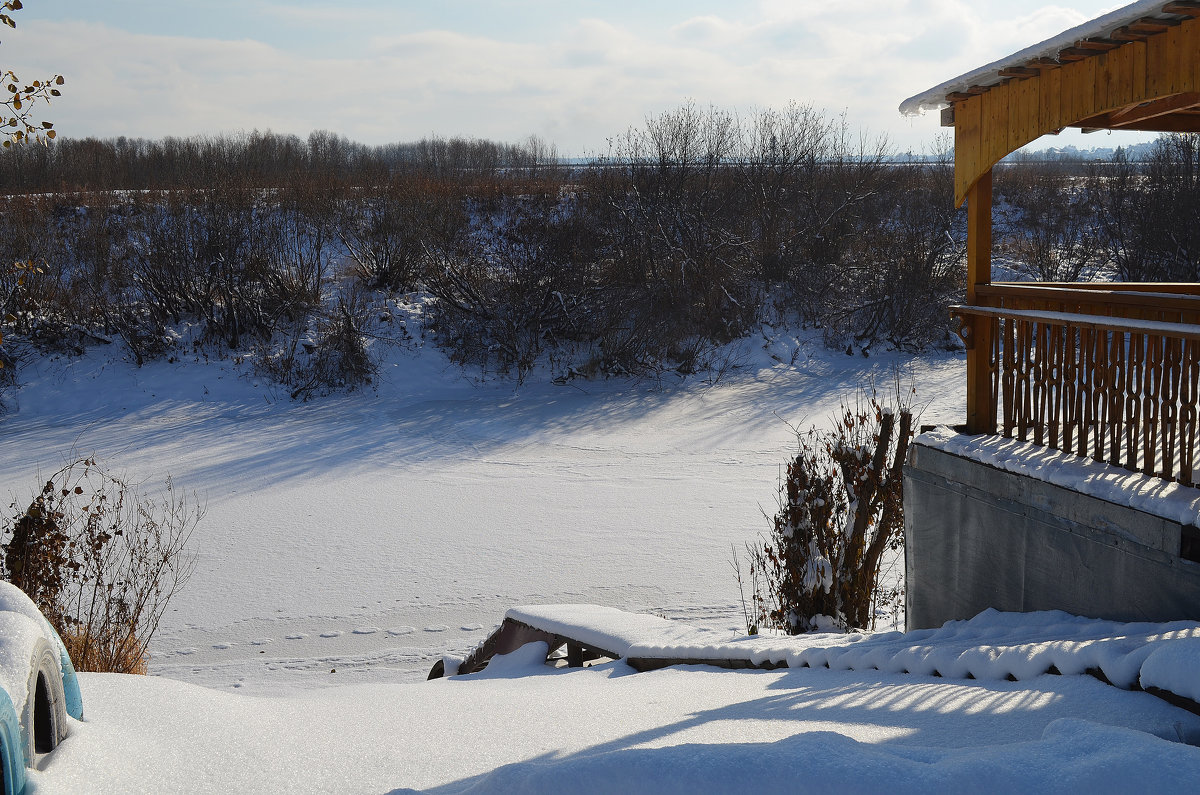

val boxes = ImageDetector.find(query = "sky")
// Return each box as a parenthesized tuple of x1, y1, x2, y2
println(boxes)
(2, 1, 1159, 156)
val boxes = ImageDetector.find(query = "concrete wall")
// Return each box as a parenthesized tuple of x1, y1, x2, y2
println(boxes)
(904, 439, 1200, 629)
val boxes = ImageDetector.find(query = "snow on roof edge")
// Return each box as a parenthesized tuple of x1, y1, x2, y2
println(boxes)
(899, 0, 1174, 116)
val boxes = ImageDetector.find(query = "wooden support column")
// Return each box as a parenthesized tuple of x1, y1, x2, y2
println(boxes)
(966, 169, 996, 434)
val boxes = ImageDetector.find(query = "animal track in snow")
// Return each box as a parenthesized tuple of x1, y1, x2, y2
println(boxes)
(386, 627, 416, 636)
(423, 624, 450, 633)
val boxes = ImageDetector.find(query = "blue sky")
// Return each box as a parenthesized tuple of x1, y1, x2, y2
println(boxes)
(4, 1, 1155, 155)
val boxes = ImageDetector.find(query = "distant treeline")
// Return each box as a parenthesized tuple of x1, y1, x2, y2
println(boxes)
(0, 103, 1196, 396)
(0, 129, 561, 193)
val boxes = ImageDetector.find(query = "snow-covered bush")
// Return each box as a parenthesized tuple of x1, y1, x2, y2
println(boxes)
(1, 457, 201, 673)
(746, 389, 914, 633)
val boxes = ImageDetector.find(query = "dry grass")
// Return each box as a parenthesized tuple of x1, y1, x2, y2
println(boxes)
(59, 626, 147, 675)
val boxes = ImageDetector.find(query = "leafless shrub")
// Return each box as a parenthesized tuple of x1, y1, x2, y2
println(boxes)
(745, 387, 915, 633)
(1, 456, 201, 674)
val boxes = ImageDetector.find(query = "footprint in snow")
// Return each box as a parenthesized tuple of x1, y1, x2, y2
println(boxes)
(212, 643, 233, 650)
(176, 648, 198, 656)
(460, 624, 484, 632)
(423, 625, 450, 633)
(250, 638, 272, 646)
(386, 627, 416, 636)
(352, 627, 380, 635)
(320, 630, 343, 639)
(285, 633, 307, 640)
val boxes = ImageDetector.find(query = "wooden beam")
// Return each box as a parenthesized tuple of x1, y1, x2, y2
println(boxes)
(1074, 91, 1200, 129)
(965, 170, 995, 435)
(1076, 39, 1121, 51)
(999, 66, 1039, 78)
(1162, 2, 1200, 18)
(1111, 26, 1151, 41)
(1072, 114, 1200, 132)
(1057, 48, 1093, 61)
(1130, 17, 1178, 33)
(1110, 91, 1200, 124)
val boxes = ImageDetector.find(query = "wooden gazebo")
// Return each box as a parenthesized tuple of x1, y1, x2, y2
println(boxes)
(901, 0, 1200, 487)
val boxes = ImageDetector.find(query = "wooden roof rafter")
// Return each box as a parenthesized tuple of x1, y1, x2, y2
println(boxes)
(913, 2, 1200, 116)
(903, 1, 1200, 204)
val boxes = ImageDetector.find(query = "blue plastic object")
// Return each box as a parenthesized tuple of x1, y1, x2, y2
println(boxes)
(45, 626, 82, 721)
(0, 688, 27, 795)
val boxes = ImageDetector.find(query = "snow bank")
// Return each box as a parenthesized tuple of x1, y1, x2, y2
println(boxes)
(631, 608, 1200, 688)
(1141, 638, 1200, 703)
(439, 719, 1200, 795)
(916, 426, 1200, 528)
(33, 662, 1200, 793)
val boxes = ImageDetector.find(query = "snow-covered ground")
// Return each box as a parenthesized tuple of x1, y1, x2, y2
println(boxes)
(0, 326, 964, 694)
(10, 324, 1200, 792)
(37, 658, 1200, 793)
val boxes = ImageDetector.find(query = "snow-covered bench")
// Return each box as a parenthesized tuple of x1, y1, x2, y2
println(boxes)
(428, 604, 716, 678)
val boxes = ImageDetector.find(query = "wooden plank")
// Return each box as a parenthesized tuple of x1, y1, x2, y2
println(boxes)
(1094, 48, 1119, 111)
(1002, 318, 1016, 437)
(949, 305, 1200, 341)
(1019, 73, 1039, 146)
(955, 96, 982, 206)
(1161, 337, 1182, 480)
(1181, 17, 1200, 93)
(1143, 335, 1163, 476)
(1042, 64, 1064, 134)
(1181, 340, 1199, 486)
(976, 284, 1200, 316)
(1078, 326, 1093, 457)
(1107, 331, 1126, 465)
(1072, 58, 1099, 124)
(1063, 326, 1079, 452)
(1126, 335, 1145, 471)
(1146, 21, 1173, 96)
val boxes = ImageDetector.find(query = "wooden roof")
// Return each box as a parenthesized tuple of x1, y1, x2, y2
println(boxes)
(901, 1, 1200, 205)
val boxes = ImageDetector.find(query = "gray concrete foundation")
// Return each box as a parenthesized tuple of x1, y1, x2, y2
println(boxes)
(904, 438, 1200, 629)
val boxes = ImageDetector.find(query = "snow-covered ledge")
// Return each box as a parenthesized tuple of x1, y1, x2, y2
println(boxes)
(904, 428, 1200, 630)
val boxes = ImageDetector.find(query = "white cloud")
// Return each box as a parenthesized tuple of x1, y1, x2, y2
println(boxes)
(0, 3, 1156, 156)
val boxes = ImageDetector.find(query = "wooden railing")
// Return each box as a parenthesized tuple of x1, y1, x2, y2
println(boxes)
(952, 283, 1200, 488)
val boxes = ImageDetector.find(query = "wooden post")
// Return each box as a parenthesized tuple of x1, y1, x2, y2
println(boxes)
(966, 170, 995, 434)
